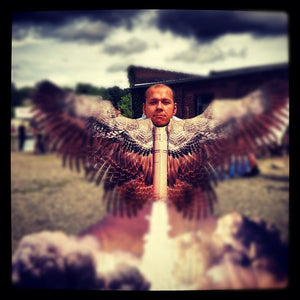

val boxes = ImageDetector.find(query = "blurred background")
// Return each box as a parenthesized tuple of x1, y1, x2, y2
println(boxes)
(11, 10, 288, 89)
(11, 9, 289, 149)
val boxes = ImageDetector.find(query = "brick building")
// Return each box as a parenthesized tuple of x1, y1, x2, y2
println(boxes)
(128, 63, 289, 119)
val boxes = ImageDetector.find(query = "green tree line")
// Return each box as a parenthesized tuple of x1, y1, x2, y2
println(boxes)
(11, 82, 133, 118)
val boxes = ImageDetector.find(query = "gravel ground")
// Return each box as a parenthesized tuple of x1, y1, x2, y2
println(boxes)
(10, 152, 289, 253)
(214, 156, 289, 243)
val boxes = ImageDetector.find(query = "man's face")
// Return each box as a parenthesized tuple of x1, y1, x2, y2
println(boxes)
(143, 86, 177, 127)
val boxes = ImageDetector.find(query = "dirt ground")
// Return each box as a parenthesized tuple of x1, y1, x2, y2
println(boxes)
(10, 152, 289, 253)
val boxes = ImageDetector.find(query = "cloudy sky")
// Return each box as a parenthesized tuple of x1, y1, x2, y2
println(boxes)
(11, 9, 289, 89)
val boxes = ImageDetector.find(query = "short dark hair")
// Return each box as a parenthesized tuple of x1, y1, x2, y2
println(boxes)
(144, 84, 175, 101)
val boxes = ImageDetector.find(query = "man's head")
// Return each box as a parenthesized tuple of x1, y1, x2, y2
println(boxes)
(142, 84, 177, 127)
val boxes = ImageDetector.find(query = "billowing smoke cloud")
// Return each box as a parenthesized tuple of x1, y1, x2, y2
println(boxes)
(172, 212, 288, 289)
(12, 211, 288, 290)
(12, 231, 150, 290)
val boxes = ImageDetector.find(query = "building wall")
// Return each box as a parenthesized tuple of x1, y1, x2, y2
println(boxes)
(130, 64, 288, 119)
(129, 64, 289, 154)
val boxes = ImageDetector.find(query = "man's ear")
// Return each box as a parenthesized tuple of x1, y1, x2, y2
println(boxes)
(142, 103, 146, 115)
(173, 103, 177, 115)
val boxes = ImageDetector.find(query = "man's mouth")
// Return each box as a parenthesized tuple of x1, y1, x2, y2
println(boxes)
(151, 114, 169, 126)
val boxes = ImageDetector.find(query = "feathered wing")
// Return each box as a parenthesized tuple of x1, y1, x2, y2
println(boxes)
(32, 81, 155, 217)
(32, 80, 289, 220)
(85, 113, 154, 217)
(167, 80, 289, 219)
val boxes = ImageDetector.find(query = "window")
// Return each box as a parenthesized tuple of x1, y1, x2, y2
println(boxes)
(195, 93, 214, 115)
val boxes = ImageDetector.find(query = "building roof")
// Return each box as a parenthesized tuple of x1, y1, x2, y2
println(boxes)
(209, 62, 288, 78)
(128, 65, 202, 86)
(130, 62, 288, 90)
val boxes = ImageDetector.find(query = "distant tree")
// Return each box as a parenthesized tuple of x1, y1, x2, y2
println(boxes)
(75, 83, 100, 95)
(11, 84, 33, 106)
(117, 93, 132, 118)
(107, 86, 126, 107)
(62, 86, 75, 93)
(75, 83, 114, 100)
(11, 81, 133, 119)
(11, 83, 34, 118)
(98, 87, 110, 100)
(74, 83, 132, 117)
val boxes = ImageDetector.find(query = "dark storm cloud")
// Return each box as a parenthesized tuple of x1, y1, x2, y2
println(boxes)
(103, 38, 148, 55)
(12, 10, 288, 43)
(155, 10, 288, 42)
(12, 10, 142, 42)
(169, 44, 247, 64)
(106, 63, 128, 73)
(13, 10, 139, 25)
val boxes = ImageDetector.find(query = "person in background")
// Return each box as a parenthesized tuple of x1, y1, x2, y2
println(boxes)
(30, 120, 45, 155)
(18, 121, 26, 151)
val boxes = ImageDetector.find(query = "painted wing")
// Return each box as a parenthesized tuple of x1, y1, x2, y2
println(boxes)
(166, 80, 289, 219)
(32, 81, 154, 217)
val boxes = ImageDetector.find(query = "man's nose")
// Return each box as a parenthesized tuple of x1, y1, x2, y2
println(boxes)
(156, 101, 163, 110)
